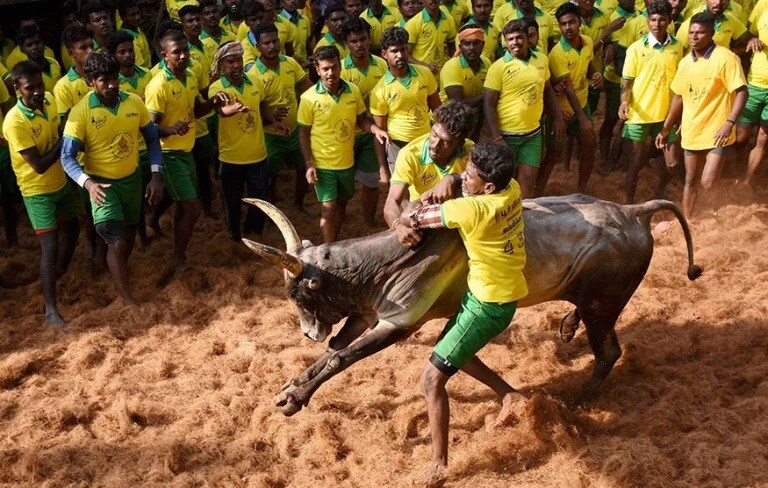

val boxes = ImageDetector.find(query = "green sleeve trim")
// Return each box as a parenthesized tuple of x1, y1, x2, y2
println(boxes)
(147, 109, 163, 116)
(296, 122, 310, 127)
(440, 205, 448, 228)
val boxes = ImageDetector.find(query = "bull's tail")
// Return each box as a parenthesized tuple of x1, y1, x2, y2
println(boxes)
(625, 199, 703, 281)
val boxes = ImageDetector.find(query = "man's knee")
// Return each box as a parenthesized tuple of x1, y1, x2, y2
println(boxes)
(95, 220, 126, 244)
(421, 363, 447, 396)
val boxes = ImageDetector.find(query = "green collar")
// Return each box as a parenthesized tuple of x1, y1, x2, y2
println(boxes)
(281, 9, 303, 23)
(121, 26, 141, 39)
(315, 79, 352, 102)
(322, 32, 343, 45)
(421, 7, 447, 23)
(343, 53, 378, 71)
(87, 90, 129, 115)
(465, 16, 492, 31)
(458, 54, 486, 72)
(384, 63, 418, 84)
(255, 54, 287, 74)
(162, 62, 193, 84)
(220, 73, 252, 90)
(66, 66, 84, 81)
(559, 35, 584, 52)
(365, 6, 392, 19)
(420, 137, 466, 171)
(615, 5, 636, 18)
(200, 29, 221, 41)
(691, 42, 716, 61)
(581, 6, 605, 25)
(119, 65, 148, 87)
(514, 5, 544, 18)
(503, 48, 536, 63)
(16, 96, 50, 120)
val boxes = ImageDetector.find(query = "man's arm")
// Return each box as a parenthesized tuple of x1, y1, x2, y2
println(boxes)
(139, 122, 165, 206)
(655, 94, 683, 149)
(618, 78, 634, 120)
(61, 137, 111, 205)
(544, 81, 565, 141)
(445, 86, 483, 107)
(559, 77, 593, 135)
(484, 89, 503, 143)
(298, 124, 317, 184)
(149, 112, 191, 138)
(18, 141, 63, 175)
(427, 91, 441, 110)
(714, 85, 748, 147)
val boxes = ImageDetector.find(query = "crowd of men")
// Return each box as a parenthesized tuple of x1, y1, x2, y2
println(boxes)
(0, 0, 764, 480)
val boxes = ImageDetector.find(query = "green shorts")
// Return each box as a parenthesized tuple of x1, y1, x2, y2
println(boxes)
(315, 167, 355, 203)
(603, 80, 621, 120)
(354, 133, 379, 188)
(502, 129, 543, 168)
(90, 169, 142, 226)
(162, 150, 198, 201)
(622, 122, 679, 143)
(22, 183, 79, 233)
(737, 84, 768, 126)
(431, 291, 518, 374)
(266, 128, 303, 175)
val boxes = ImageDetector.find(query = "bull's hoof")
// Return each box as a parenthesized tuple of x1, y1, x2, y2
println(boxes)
(559, 310, 580, 343)
(275, 389, 304, 416)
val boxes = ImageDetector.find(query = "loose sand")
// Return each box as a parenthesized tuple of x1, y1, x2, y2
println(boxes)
(1, 153, 768, 487)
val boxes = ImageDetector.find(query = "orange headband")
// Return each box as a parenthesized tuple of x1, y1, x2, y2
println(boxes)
(454, 27, 485, 57)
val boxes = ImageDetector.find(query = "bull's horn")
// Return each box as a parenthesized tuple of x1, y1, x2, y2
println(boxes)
(242, 239, 304, 278)
(242, 198, 302, 253)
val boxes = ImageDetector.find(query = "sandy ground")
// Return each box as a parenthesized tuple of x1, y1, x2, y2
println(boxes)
(1, 145, 768, 487)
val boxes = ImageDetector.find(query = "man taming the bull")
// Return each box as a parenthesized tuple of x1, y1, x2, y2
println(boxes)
(399, 141, 528, 483)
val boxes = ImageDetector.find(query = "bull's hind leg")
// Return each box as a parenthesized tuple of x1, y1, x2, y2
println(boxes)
(578, 312, 623, 402)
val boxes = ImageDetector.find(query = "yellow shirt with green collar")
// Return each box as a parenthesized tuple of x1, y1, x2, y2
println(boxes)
(208, 73, 271, 164)
(341, 53, 388, 135)
(748, 8, 768, 89)
(2, 94, 66, 196)
(145, 64, 199, 152)
(439, 54, 491, 103)
(3, 45, 56, 70)
(623, 33, 682, 124)
(603, 5, 639, 84)
(120, 26, 152, 69)
(220, 15, 242, 37)
(485, 49, 549, 133)
(440, 181, 528, 303)
(670, 44, 747, 150)
(281, 9, 312, 63)
(391, 133, 473, 200)
(462, 16, 502, 61)
(443, 0, 470, 30)
(37, 58, 62, 94)
(677, 11, 747, 51)
(119, 65, 152, 151)
(360, 6, 402, 48)
(242, 18, 297, 66)
(313, 32, 349, 59)
(53, 66, 91, 118)
(493, 3, 554, 53)
(151, 58, 211, 139)
(166, 0, 199, 22)
(750, 0, 768, 25)
(369, 64, 438, 142)
(549, 35, 594, 116)
(296, 80, 366, 170)
(580, 7, 609, 72)
(63, 91, 151, 179)
(200, 29, 237, 65)
(595, 0, 618, 17)
(405, 8, 458, 66)
(247, 54, 307, 134)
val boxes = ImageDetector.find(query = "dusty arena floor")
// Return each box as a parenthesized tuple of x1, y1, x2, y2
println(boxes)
(1, 148, 768, 487)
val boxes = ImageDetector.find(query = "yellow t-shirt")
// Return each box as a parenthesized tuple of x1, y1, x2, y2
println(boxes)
(0, 62, 8, 83)
(462, 17, 502, 62)
(119, 65, 152, 152)
(750, 0, 768, 24)
(239, 17, 296, 64)
(340, 54, 388, 104)
(748, 8, 768, 89)
(248, 55, 307, 134)
(677, 12, 746, 52)
(121, 27, 152, 69)
(391, 133, 473, 200)
(369, 64, 438, 142)
(360, 6, 402, 48)
(166, 0, 199, 22)
(595, 0, 618, 17)
(622, 35, 683, 124)
(296, 80, 366, 170)
(151, 58, 210, 139)
(39, 58, 62, 93)
(439, 54, 491, 104)
(604, 6, 639, 83)
(313, 32, 349, 59)
(52, 67, 91, 117)
(493, 4, 554, 53)
(406, 8, 458, 66)
(2, 94, 66, 196)
(188, 41, 213, 77)
(549, 36, 594, 116)
(145, 65, 199, 152)
(280, 10, 312, 64)
(443, 0, 470, 30)
(0, 74, 9, 127)
(200, 29, 237, 63)
(208, 73, 270, 164)
(220, 15, 242, 37)
(669, 45, 747, 150)
(580, 7, 609, 72)
(484, 50, 549, 133)
(63, 91, 151, 179)
(441, 182, 528, 303)
(3, 45, 56, 70)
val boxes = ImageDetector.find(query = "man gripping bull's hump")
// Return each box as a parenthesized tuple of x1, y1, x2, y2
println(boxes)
(402, 141, 527, 483)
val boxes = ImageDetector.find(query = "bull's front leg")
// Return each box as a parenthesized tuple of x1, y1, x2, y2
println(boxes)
(276, 319, 419, 416)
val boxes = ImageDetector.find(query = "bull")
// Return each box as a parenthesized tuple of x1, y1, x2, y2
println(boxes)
(242, 194, 702, 417)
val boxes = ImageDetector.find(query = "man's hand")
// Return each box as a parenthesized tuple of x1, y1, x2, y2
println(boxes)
(655, 126, 670, 149)
(605, 16, 626, 36)
(714, 120, 734, 147)
(746, 37, 765, 53)
(394, 217, 422, 248)
(552, 114, 566, 142)
(273, 106, 289, 120)
(420, 174, 458, 204)
(145, 173, 164, 206)
(169, 120, 191, 136)
(210, 91, 231, 107)
(306, 166, 318, 185)
(603, 42, 618, 64)
(84, 179, 111, 206)
(428, 63, 440, 75)
(371, 125, 390, 148)
(590, 72, 604, 90)
(219, 96, 249, 117)
(618, 101, 629, 120)
(274, 120, 291, 136)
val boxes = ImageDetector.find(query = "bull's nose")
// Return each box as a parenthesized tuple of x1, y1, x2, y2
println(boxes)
(304, 332, 312, 340)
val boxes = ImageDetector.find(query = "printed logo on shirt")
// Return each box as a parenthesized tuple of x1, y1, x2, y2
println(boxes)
(110, 132, 134, 159)
(91, 115, 108, 129)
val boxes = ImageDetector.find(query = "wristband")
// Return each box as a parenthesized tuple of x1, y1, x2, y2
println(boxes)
(726, 119, 736, 124)
(391, 218, 402, 231)
(305, 160, 314, 168)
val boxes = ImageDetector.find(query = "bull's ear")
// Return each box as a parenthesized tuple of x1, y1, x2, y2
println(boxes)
(301, 276, 322, 290)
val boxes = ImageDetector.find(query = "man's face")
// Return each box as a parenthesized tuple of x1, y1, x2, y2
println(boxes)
(504, 30, 528, 57)
(283, 0, 298, 11)
(461, 160, 491, 195)
(181, 12, 203, 38)
(87, 10, 113, 36)
(258, 31, 281, 59)
(69, 38, 94, 66)
(89, 73, 120, 106)
(121, 6, 141, 29)
(527, 26, 539, 47)
(202, 4, 221, 28)
(326, 10, 347, 37)
(706, 0, 725, 14)
(518, 0, 534, 10)
(315, 57, 341, 89)
(262, 0, 278, 20)
(220, 54, 244, 81)
(558, 12, 581, 41)
(400, 0, 422, 18)
(577, 0, 594, 12)
(688, 21, 713, 50)
(21, 36, 44, 61)
(15, 74, 45, 108)
(245, 12, 265, 30)
(345, 0, 365, 17)
(382, 43, 408, 70)
(668, 0, 686, 16)
(618, 0, 634, 11)
(224, 0, 242, 14)
(162, 39, 190, 71)
(473, 0, 493, 23)
(648, 13, 670, 39)
(346, 30, 371, 58)
(459, 37, 484, 62)
(114, 40, 135, 68)
(428, 123, 463, 165)
(424, 0, 440, 12)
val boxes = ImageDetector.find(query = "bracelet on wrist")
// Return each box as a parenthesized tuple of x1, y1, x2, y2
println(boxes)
(391, 218, 402, 231)
(492, 135, 503, 142)
(727, 119, 736, 125)
(305, 161, 314, 168)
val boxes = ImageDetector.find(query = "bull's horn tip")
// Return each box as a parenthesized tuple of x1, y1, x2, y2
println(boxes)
(242, 198, 266, 205)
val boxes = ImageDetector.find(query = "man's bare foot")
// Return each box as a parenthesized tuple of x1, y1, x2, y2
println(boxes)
(45, 310, 67, 327)
(495, 392, 528, 427)
(421, 463, 446, 487)
(653, 220, 676, 234)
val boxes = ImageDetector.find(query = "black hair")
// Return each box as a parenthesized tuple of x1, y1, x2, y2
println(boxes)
(502, 19, 527, 36)
(84, 51, 120, 80)
(199, 0, 219, 9)
(117, 0, 137, 15)
(380, 26, 408, 50)
(690, 11, 715, 32)
(325, 3, 347, 20)
(341, 17, 371, 37)
(647, 0, 672, 17)
(253, 22, 279, 43)
(61, 24, 93, 49)
(432, 101, 475, 141)
(523, 16, 539, 32)
(178, 4, 203, 20)
(554, 2, 581, 21)
(16, 26, 41, 46)
(314, 45, 340, 62)
(81, 0, 110, 24)
(106, 30, 134, 54)
(158, 23, 187, 48)
(10, 60, 43, 84)
(470, 143, 516, 190)
(241, 0, 265, 17)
